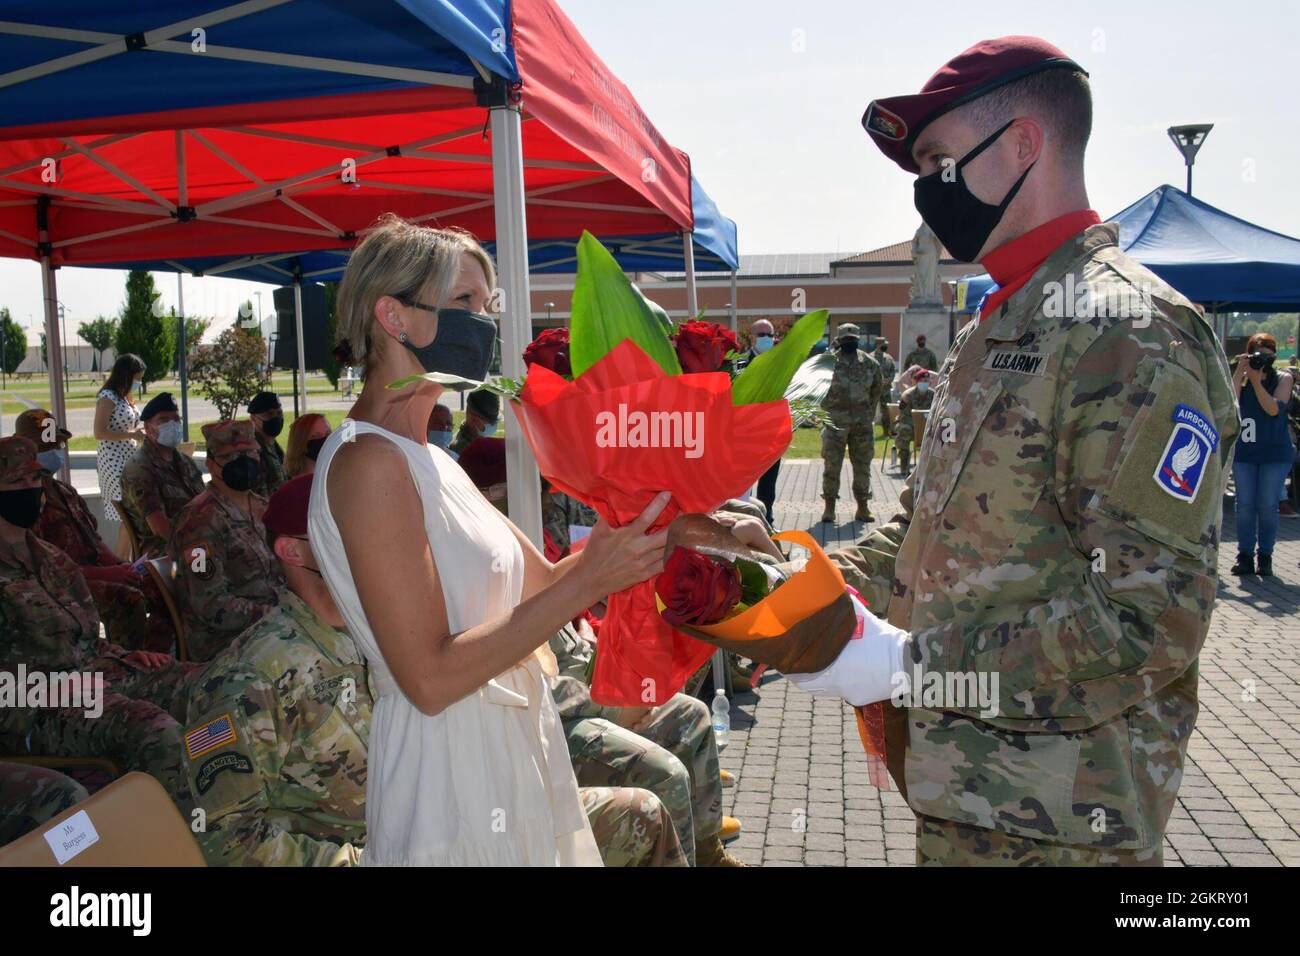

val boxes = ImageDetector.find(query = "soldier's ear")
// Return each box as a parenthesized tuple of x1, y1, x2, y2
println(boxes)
(271, 535, 304, 568)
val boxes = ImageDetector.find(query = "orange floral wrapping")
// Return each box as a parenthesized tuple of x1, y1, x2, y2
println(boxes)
(511, 339, 791, 706)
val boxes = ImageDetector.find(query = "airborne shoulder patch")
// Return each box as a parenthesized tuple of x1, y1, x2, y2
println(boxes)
(1153, 404, 1219, 503)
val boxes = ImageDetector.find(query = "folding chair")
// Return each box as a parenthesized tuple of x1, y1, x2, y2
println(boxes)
(112, 500, 140, 561)
(145, 557, 188, 661)
(0, 772, 205, 867)
(885, 404, 900, 468)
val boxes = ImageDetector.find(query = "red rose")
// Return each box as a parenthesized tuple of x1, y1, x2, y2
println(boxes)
(674, 321, 740, 373)
(655, 546, 742, 626)
(524, 328, 572, 377)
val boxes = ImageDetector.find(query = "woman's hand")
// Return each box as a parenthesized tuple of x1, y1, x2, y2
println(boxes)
(576, 491, 672, 602)
(131, 427, 147, 443)
(1246, 363, 1264, 388)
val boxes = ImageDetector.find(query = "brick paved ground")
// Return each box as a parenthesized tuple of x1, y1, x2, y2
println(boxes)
(719, 453, 1300, 866)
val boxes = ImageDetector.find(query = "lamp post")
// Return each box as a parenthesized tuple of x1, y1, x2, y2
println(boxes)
(545, 301, 554, 324)
(1167, 124, 1213, 196)
(57, 301, 68, 392)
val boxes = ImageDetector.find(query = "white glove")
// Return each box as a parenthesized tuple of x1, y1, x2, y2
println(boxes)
(782, 592, 909, 707)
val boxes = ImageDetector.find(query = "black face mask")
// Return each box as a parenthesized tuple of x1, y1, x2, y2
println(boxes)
(305, 437, 327, 461)
(261, 415, 284, 439)
(913, 119, 1036, 263)
(403, 308, 498, 387)
(220, 455, 262, 492)
(839, 338, 859, 353)
(0, 487, 44, 528)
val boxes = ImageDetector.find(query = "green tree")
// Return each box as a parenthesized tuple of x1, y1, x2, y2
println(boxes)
(1, 308, 28, 377)
(78, 316, 117, 372)
(188, 326, 267, 420)
(114, 270, 175, 389)
(322, 281, 341, 388)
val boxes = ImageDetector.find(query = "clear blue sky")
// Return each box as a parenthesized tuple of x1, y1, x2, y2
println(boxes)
(2, 0, 1295, 342)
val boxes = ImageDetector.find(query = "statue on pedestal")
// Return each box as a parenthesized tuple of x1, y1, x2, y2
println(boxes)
(909, 222, 943, 305)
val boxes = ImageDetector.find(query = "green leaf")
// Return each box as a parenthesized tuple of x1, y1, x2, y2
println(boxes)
(784, 351, 837, 405)
(731, 309, 829, 405)
(735, 557, 772, 605)
(570, 232, 681, 377)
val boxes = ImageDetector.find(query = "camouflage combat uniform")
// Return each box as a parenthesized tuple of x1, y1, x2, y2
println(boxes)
(830, 223, 1239, 864)
(549, 621, 723, 865)
(119, 439, 205, 558)
(449, 421, 479, 457)
(820, 339, 884, 515)
(181, 589, 370, 866)
(0, 528, 200, 800)
(580, 785, 688, 867)
(541, 489, 598, 556)
(171, 487, 284, 662)
(0, 762, 89, 846)
(893, 383, 934, 473)
(904, 345, 940, 372)
(874, 348, 897, 427)
(252, 430, 287, 499)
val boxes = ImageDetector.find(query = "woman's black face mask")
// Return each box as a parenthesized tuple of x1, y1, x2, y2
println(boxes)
(913, 119, 1036, 263)
(398, 299, 498, 386)
(305, 437, 327, 461)
(220, 455, 262, 492)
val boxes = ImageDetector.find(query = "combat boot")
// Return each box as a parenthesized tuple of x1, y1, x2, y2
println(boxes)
(697, 833, 746, 867)
(1230, 551, 1255, 575)
(821, 499, 836, 523)
(855, 501, 874, 523)
(1257, 553, 1273, 577)
(898, 449, 910, 474)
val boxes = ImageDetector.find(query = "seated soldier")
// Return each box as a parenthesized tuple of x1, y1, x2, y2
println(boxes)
(541, 478, 599, 562)
(119, 392, 205, 558)
(0, 436, 203, 798)
(450, 388, 499, 456)
(172, 421, 284, 662)
(184, 475, 682, 867)
(0, 762, 89, 847)
(426, 403, 455, 457)
(17, 408, 172, 653)
(246, 391, 287, 498)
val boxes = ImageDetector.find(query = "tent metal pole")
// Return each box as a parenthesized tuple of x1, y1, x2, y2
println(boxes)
(683, 232, 698, 317)
(490, 98, 543, 548)
(177, 271, 189, 442)
(730, 269, 738, 333)
(39, 256, 69, 484)
(292, 271, 308, 414)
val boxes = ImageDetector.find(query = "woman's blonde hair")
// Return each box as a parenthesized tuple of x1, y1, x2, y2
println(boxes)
(335, 213, 497, 371)
(284, 412, 328, 478)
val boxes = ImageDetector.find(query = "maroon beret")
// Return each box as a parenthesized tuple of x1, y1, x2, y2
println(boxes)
(263, 472, 314, 537)
(458, 437, 506, 489)
(862, 36, 1087, 174)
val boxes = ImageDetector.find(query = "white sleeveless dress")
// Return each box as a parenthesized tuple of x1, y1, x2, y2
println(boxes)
(308, 420, 601, 866)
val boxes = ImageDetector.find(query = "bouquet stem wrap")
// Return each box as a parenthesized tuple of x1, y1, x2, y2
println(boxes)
(511, 339, 791, 706)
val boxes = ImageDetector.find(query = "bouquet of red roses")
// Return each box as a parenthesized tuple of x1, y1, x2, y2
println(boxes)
(507, 233, 829, 705)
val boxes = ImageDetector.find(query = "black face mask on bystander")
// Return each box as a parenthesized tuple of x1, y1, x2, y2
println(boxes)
(0, 487, 44, 528)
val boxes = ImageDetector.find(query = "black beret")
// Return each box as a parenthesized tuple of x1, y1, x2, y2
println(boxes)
(140, 392, 178, 421)
(247, 391, 282, 415)
(466, 388, 500, 423)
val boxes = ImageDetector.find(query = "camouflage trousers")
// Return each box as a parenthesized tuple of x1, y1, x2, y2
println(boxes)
(581, 786, 688, 867)
(0, 656, 202, 803)
(0, 761, 90, 846)
(86, 578, 174, 654)
(822, 423, 874, 505)
(555, 678, 722, 866)
(916, 815, 1163, 866)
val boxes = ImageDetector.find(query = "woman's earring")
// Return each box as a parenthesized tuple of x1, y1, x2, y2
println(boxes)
(398, 332, 409, 344)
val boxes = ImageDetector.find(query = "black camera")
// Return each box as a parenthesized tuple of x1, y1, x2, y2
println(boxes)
(1247, 351, 1276, 371)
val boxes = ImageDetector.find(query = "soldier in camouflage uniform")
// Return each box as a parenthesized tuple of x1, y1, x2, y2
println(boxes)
(0, 436, 203, 799)
(580, 785, 687, 867)
(893, 369, 934, 475)
(549, 619, 742, 866)
(820, 323, 884, 523)
(0, 762, 89, 846)
(541, 481, 598, 559)
(247, 391, 287, 499)
(119, 392, 206, 558)
(873, 338, 897, 430)
(450, 388, 500, 457)
(14, 408, 170, 652)
(172, 421, 284, 663)
(903, 334, 939, 372)
(833, 36, 1241, 864)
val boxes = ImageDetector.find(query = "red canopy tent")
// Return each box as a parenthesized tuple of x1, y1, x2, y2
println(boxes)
(0, 0, 694, 544)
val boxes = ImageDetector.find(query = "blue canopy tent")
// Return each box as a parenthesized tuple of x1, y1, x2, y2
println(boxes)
(952, 185, 1300, 324)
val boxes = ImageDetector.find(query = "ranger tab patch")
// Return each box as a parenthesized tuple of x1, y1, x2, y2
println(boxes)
(1153, 403, 1219, 503)
(984, 349, 1047, 375)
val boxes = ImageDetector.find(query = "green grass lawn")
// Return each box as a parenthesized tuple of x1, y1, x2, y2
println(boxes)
(0, 371, 340, 412)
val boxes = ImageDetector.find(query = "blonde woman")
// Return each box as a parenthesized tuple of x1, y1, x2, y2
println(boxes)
(308, 215, 669, 866)
(284, 412, 331, 479)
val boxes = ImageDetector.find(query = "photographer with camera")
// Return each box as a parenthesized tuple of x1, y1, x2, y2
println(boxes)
(1231, 333, 1295, 576)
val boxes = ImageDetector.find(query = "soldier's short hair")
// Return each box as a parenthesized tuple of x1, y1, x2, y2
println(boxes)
(959, 68, 1092, 166)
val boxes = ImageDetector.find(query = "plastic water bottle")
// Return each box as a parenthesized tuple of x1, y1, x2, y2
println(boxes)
(712, 689, 731, 749)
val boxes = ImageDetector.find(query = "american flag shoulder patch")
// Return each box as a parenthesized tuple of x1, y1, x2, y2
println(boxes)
(185, 713, 236, 759)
